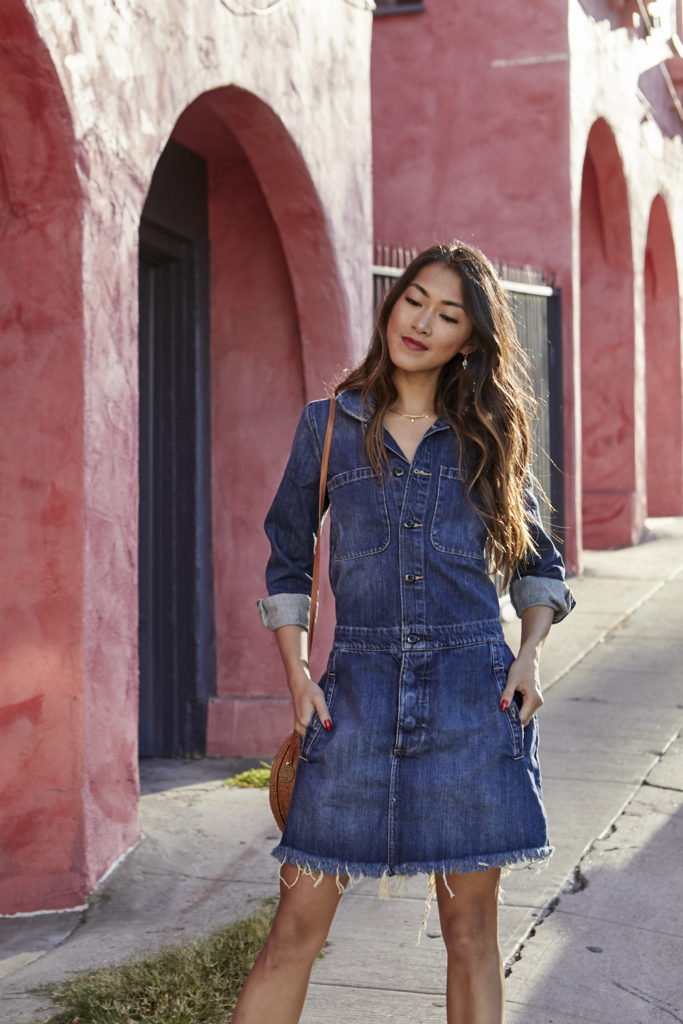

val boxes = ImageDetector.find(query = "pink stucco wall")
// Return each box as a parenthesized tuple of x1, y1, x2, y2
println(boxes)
(371, 0, 578, 568)
(579, 120, 639, 549)
(373, 0, 683, 564)
(1, 0, 373, 913)
(645, 195, 683, 515)
(569, 0, 683, 550)
(3, 0, 681, 918)
(0, 4, 90, 913)
(173, 87, 350, 758)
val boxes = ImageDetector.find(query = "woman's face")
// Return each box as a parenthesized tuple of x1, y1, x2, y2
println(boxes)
(386, 262, 474, 378)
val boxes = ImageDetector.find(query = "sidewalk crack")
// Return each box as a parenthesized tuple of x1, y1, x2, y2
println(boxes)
(641, 779, 683, 794)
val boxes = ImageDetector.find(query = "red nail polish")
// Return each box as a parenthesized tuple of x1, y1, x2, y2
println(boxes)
(324, 719, 332, 731)
(500, 699, 509, 712)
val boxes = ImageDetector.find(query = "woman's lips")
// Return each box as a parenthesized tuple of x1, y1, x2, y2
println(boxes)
(402, 336, 428, 351)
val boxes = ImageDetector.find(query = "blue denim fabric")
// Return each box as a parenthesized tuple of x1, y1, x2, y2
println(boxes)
(262, 390, 575, 879)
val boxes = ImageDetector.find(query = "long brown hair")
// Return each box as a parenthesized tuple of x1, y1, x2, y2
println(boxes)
(336, 241, 539, 583)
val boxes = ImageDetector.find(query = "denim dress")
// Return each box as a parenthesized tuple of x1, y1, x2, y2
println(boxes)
(258, 390, 575, 883)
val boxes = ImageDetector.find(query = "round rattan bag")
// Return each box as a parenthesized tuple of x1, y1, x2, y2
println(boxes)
(269, 730, 301, 831)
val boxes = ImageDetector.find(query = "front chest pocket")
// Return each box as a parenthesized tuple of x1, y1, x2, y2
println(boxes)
(430, 466, 486, 560)
(328, 466, 390, 562)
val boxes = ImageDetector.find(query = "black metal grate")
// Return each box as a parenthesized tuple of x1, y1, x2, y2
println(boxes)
(374, 0, 425, 15)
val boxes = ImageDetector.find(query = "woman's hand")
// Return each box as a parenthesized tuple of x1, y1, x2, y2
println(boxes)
(287, 667, 332, 738)
(274, 624, 332, 737)
(500, 648, 543, 726)
(499, 604, 554, 727)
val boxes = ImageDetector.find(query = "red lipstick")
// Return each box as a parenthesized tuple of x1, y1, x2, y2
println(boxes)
(402, 336, 427, 351)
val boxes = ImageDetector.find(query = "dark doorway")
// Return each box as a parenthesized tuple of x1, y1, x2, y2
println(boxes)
(138, 138, 216, 757)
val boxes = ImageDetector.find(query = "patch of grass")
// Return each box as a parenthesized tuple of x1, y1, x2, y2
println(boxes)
(224, 763, 271, 788)
(36, 898, 276, 1024)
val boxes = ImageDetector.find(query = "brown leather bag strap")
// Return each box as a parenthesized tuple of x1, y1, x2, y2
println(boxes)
(307, 396, 336, 661)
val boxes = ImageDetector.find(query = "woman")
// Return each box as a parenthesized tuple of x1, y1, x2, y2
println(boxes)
(233, 242, 574, 1024)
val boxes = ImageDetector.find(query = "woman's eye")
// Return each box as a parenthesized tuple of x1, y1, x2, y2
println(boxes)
(441, 315, 458, 324)
(405, 296, 420, 307)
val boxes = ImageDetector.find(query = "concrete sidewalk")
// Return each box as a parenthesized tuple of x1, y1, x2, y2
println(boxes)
(1, 518, 682, 1023)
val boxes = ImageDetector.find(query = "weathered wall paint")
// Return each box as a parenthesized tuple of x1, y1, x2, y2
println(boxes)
(645, 195, 683, 515)
(371, 0, 578, 566)
(373, 0, 683, 564)
(173, 86, 348, 757)
(0, 3, 87, 913)
(569, 0, 683, 550)
(172, 93, 309, 757)
(579, 120, 639, 549)
(1, 0, 373, 913)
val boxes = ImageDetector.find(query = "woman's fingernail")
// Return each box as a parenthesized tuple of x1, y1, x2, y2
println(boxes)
(324, 719, 332, 731)
(500, 699, 509, 712)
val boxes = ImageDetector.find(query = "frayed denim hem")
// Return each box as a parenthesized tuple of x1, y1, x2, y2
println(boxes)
(272, 843, 553, 944)
(272, 842, 553, 885)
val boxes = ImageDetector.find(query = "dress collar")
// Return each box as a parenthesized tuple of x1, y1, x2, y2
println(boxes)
(335, 389, 372, 423)
(335, 388, 449, 434)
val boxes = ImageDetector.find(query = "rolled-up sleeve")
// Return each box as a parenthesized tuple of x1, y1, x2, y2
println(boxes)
(509, 479, 576, 623)
(257, 593, 311, 632)
(256, 404, 326, 632)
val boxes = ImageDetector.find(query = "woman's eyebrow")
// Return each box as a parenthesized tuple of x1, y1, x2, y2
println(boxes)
(410, 281, 464, 310)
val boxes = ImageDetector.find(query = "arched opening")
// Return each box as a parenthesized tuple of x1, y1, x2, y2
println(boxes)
(579, 119, 640, 548)
(0, 4, 85, 912)
(138, 139, 215, 757)
(644, 195, 682, 516)
(139, 87, 349, 758)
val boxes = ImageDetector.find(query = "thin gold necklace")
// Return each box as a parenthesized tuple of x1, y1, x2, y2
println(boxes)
(390, 407, 435, 423)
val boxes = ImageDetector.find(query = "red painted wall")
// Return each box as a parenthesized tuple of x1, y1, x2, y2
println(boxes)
(580, 121, 639, 549)
(174, 89, 345, 757)
(371, 0, 578, 568)
(1, 0, 373, 910)
(645, 195, 683, 516)
(176, 98, 305, 755)
(0, 5, 87, 913)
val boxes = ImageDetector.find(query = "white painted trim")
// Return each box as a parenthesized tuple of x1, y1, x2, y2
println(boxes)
(371, 264, 403, 278)
(92, 834, 144, 892)
(501, 281, 555, 297)
(491, 53, 568, 68)
(0, 903, 87, 919)
(0, 834, 143, 918)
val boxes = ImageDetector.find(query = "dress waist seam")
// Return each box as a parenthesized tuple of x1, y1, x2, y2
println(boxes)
(332, 619, 504, 652)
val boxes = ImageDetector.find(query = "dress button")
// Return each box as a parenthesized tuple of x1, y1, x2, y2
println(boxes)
(404, 520, 414, 529)
(393, 467, 404, 477)
(403, 672, 416, 684)
(403, 716, 416, 731)
(405, 573, 416, 583)
(406, 634, 419, 644)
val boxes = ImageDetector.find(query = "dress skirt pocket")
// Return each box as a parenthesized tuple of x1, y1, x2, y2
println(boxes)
(275, 639, 552, 881)
(299, 653, 338, 762)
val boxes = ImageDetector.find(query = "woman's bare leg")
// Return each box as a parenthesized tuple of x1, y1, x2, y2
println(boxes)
(436, 867, 504, 1024)
(231, 864, 347, 1024)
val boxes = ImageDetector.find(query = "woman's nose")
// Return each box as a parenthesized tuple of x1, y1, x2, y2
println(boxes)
(413, 311, 431, 334)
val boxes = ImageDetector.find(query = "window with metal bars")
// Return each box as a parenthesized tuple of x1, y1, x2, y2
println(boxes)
(374, 0, 425, 15)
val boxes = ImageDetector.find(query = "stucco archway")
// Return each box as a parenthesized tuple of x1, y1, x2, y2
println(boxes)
(139, 87, 349, 758)
(0, 4, 85, 913)
(644, 195, 682, 516)
(579, 118, 640, 548)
